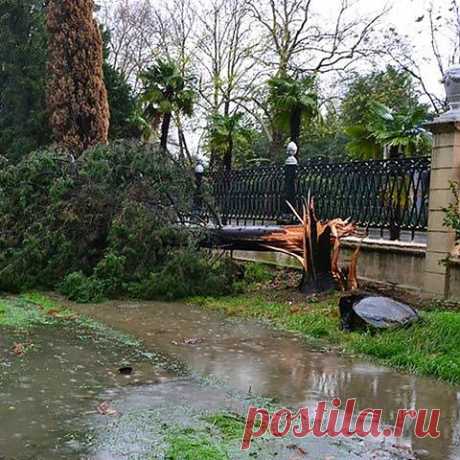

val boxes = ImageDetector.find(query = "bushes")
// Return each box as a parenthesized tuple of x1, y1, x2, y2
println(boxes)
(444, 182, 460, 236)
(0, 142, 240, 301)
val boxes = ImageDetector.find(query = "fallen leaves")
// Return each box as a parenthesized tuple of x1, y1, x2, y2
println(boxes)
(11, 342, 34, 357)
(171, 337, 205, 346)
(287, 444, 308, 458)
(12, 343, 25, 357)
(96, 401, 119, 416)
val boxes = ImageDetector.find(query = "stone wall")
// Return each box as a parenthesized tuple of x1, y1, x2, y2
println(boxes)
(233, 237, 427, 292)
(449, 259, 460, 301)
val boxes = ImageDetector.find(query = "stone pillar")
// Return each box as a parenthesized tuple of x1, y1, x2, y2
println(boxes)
(424, 66, 460, 296)
(424, 122, 460, 296)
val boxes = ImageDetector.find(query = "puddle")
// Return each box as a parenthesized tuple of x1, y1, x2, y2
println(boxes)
(0, 323, 173, 459)
(65, 299, 460, 460)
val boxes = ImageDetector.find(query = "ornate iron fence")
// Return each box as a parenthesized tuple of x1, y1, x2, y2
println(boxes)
(199, 156, 431, 239)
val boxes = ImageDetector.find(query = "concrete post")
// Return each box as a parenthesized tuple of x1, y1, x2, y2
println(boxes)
(424, 67, 460, 297)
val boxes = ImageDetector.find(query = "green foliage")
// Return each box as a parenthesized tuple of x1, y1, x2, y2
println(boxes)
(59, 272, 107, 303)
(203, 413, 246, 442)
(128, 249, 240, 301)
(341, 67, 430, 159)
(166, 429, 229, 460)
(299, 105, 348, 160)
(241, 263, 272, 285)
(139, 59, 195, 145)
(0, 295, 72, 329)
(0, 142, 240, 302)
(206, 112, 256, 168)
(368, 102, 431, 156)
(268, 74, 318, 145)
(0, 0, 50, 161)
(0, 5, 139, 161)
(194, 293, 460, 384)
(444, 182, 460, 235)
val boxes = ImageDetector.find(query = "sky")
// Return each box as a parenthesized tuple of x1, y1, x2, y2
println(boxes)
(100, 0, 453, 155)
(101, 0, 450, 100)
(356, 0, 448, 97)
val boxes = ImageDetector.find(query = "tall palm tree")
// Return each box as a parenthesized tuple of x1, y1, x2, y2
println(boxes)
(140, 59, 195, 150)
(207, 112, 252, 170)
(268, 74, 318, 149)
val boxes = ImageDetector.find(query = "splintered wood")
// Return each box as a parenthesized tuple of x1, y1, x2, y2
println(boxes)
(212, 198, 363, 294)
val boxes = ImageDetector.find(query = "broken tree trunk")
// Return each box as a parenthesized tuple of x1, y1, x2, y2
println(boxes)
(208, 198, 361, 294)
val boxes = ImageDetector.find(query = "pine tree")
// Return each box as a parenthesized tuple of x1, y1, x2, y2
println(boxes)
(47, 0, 110, 155)
(0, 0, 50, 160)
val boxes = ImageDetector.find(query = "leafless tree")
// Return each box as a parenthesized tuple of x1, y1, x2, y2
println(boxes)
(384, 0, 460, 115)
(195, 0, 261, 116)
(99, 0, 158, 91)
(250, 0, 388, 76)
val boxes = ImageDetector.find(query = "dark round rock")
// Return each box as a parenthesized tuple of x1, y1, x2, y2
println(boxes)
(353, 296, 419, 329)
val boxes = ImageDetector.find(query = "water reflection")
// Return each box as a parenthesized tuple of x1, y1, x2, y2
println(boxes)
(70, 299, 460, 460)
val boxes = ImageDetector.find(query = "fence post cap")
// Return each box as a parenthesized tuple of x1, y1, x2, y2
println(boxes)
(286, 142, 298, 165)
(195, 163, 205, 174)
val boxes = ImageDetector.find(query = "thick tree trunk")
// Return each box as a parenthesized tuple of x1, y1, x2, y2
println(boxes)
(270, 129, 284, 160)
(160, 112, 172, 150)
(223, 135, 233, 171)
(207, 201, 359, 294)
(290, 107, 302, 147)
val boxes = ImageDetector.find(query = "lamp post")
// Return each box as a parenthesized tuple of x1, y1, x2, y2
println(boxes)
(281, 142, 298, 222)
(193, 162, 204, 219)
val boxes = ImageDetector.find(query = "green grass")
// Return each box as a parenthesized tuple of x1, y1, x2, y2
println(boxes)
(165, 429, 229, 460)
(203, 413, 246, 442)
(190, 293, 460, 384)
(0, 291, 80, 329)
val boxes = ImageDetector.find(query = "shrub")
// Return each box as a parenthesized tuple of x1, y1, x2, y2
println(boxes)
(0, 142, 239, 301)
(444, 182, 460, 236)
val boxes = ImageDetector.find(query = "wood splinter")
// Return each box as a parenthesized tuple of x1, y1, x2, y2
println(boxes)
(211, 197, 363, 294)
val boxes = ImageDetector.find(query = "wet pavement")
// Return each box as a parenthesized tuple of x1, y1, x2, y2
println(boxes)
(67, 299, 460, 460)
(1, 297, 459, 459)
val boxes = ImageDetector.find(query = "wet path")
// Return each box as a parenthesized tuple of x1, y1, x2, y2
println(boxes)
(67, 299, 460, 460)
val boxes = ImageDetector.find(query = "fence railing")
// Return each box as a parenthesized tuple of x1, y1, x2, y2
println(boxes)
(196, 156, 431, 240)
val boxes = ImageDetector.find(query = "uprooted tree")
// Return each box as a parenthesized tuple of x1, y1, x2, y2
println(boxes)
(47, 0, 110, 155)
(210, 198, 362, 294)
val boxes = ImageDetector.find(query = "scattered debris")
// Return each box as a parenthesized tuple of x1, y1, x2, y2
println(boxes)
(11, 343, 25, 357)
(211, 197, 362, 294)
(96, 401, 119, 416)
(287, 444, 307, 456)
(172, 337, 205, 346)
(339, 293, 419, 331)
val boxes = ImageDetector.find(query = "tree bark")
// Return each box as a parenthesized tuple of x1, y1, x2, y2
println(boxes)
(47, 0, 110, 155)
(207, 203, 359, 295)
(160, 112, 172, 150)
(223, 134, 233, 171)
(290, 107, 302, 147)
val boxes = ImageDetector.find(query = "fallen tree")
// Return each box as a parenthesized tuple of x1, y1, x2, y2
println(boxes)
(208, 198, 362, 294)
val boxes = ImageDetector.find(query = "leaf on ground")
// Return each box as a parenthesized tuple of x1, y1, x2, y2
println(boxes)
(172, 337, 205, 346)
(96, 401, 119, 416)
(12, 342, 25, 357)
(287, 444, 307, 457)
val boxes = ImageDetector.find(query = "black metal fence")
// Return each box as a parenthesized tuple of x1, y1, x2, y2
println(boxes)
(197, 156, 431, 240)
